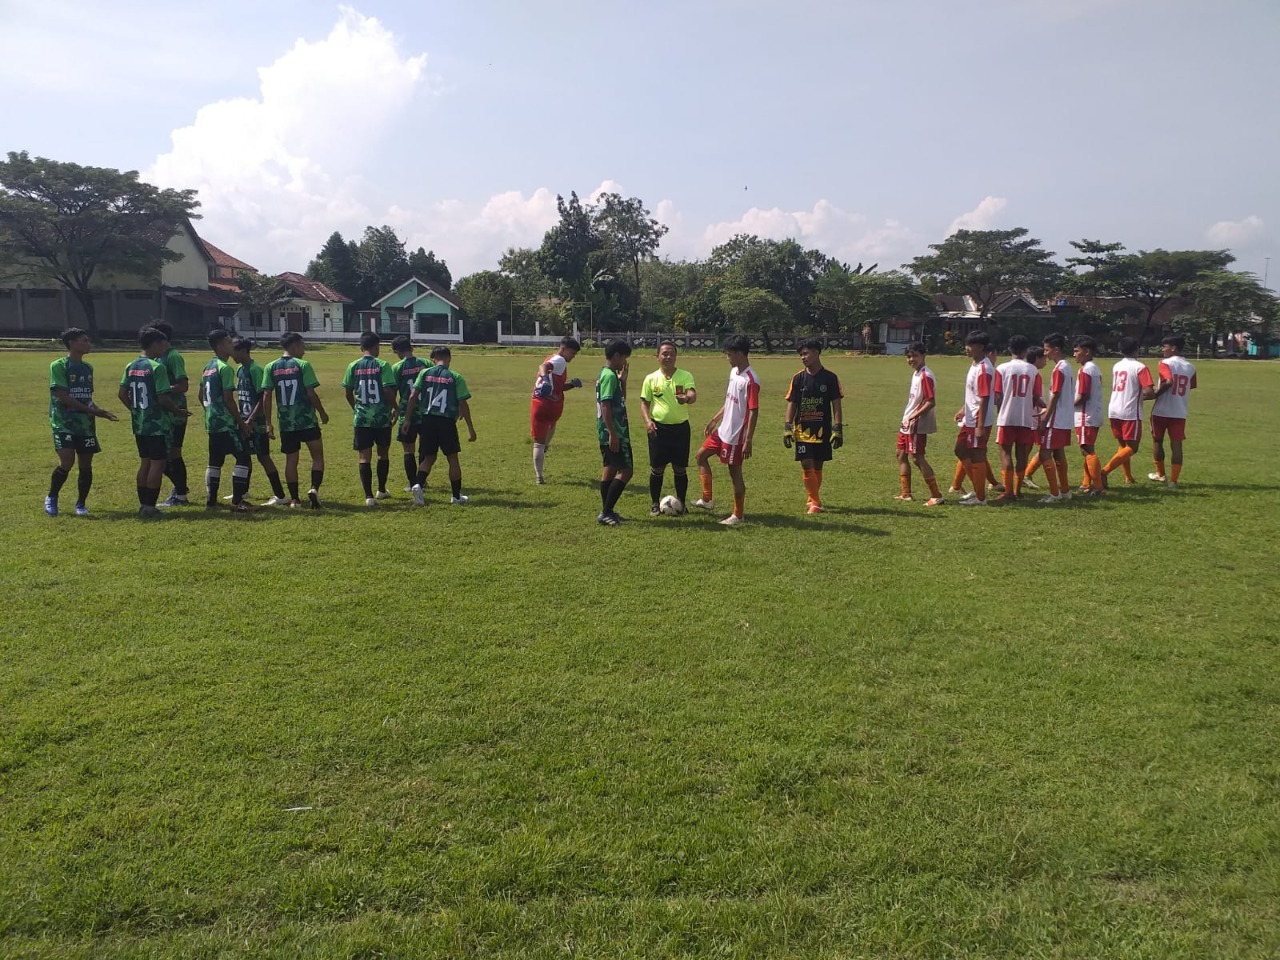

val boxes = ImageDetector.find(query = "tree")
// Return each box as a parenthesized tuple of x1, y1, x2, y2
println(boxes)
(0, 151, 200, 336)
(709, 235, 825, 326)
(236, 270, 292, 330)
(593, 192, 668, 325)
(1109, 249, 1235, 347)
(813, 264, 931, 335)
(454, 270, 515, 342)
(537, 192, 603, 304)
(1188, 269, 1275, 357)
(356, 225, 410, 307)
(407, 247, 451, 290)
(907, 228, 1061, 317)
(718, 285, 791, 347)
(306, 231, 361, 303)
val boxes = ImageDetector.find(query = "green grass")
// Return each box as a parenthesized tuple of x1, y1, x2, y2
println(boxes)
(2, 346, 1279, 958)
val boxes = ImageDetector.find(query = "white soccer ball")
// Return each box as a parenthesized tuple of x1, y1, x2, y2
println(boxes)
(659, 495, 684, 516)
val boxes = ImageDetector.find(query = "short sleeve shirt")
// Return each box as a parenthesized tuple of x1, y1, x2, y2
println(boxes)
(596, 366, 629, 446)
(162, 348, 188, 412)
(341, 355, 397, 428)
(640, 368, 696, 425)
(717, 366, 761, 445)
(902, 365, 938, 435)
(785, 367, 843, 445)
(532, 353, 568, 404)
(392, 355, 429, 423)
(201, 358, 239, 434)
(121, 357, 173, 437)
(263, 355, 321, 432)
(413, 365, 471, 421)
(1152, 356, 1197, 419)
(49, 356, 96, 435)
(236, 360, 269, 435)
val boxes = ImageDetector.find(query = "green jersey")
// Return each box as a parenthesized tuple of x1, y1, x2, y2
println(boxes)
(236, 360, 269, 436)
(200, 358, 239, 434)
(595, 366, 628, 446)
(262, 355, 320, 432)
(392, 355, 429, 423)
(49, 356, 96, 435)
(412, 365, 471, 421)
(161, 347, 188, 413)
(341, 355, 397, 428)
(120, 357, 173, 437)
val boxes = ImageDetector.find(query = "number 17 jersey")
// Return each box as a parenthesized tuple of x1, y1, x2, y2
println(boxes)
(262, 355, 320, 432)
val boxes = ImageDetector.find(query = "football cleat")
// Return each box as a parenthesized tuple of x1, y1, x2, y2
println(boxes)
(163, 493, 190, 507)
(74, 503, 89, 517)
(229, 501, 251, 513)
(692, 498, 715, 511)
(892, 494, 913, 502)
(957, 497, 989, 507)
(1022, 477, 1040, 490)
(365, 497, 378, 508)
(44, 496, 58, 517)
(411, 484, 426, 507)
(1148, 472, 1168, 482)
(263, 496, 286, 506)
(307, 488, 321, 510)
(925, 497, 945, 507)
(719, 514, 745, 526)
(650, 503, 662, 516)
(450, 495, 469, 505)
(374, 490, 391, 500)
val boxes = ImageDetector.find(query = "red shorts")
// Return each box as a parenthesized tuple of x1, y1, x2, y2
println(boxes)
(957, 426, 990, 450)
(1150, 415, 1186, 442)
(1040, 427, 1071, 451)
(1076, 425, 1099, 446)
(700, 433, 746, 467)
(996, 426, 1037, 447)
(1110, 418, 1142, 443)
(529, 399, 564, 442)
(896, 431, 927, 454)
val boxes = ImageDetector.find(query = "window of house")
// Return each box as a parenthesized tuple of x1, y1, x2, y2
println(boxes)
(886, 326, 914, 343)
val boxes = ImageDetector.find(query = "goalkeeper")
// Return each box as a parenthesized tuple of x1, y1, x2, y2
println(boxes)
(783, 339, 844, 515)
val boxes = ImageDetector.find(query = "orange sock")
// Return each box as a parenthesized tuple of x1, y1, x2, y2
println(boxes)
(1153, 458, 1165, 477)
(700, 466, 713, 502)
(1104, 448, 1132, 476)
(1121, 457, 1135, 482)
(1170, 463, 1182, 483)
(899, 473, 911, 499)
(1001, 467, 1015, 497)
(811, 468, 823, 505)
(732, 490, 745, 518)
(1024, 454, 1041, 479)
(1055, 459, 1069, 492)
(803, 468, 822, 506)
(952, 460, 967, 492)
(1086, 453, 1103, 490)
(925, 474, 942, 498)
(1045, 464, 1060, 496)
(968, 461, 987, 501)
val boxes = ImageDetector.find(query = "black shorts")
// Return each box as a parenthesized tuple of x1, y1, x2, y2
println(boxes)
(279, 426, 322, 454)
(795, 441, 833, 463)
(601, 440, 634, 470)
(208, 431, 244, 460)
(53, 431, 100, 453)
(135, 434, 168, 460)
(353, 425, 393, 451)
(419, 417, 461, 457)
(648, 421, 691, 469)
(397, 420, 421, 444)
(167, 418, 187, 451)
(246, 432, 271, 457)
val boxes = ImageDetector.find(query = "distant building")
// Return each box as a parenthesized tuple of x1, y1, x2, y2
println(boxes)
(371, 277, 464, 342)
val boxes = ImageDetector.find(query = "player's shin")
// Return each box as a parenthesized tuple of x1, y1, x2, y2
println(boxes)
(205, 466, 222, 505)
(358, 462, 374, 498)
(673, 469, 689, 504)
(49, 466, 70, 498)
(376, 458, 389, 493)
(403, 452, 416, 484)
(649, 469, 663, 505)
(77, 466, 92, 505)
(231, 460, 251, 505)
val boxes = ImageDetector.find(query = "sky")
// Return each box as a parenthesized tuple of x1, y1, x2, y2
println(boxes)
(3, 0, 1277, 284)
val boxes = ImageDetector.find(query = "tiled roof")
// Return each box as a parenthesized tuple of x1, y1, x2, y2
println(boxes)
(277, 271, 352, 304)
(201, 240, 256, 272)
(164, 289, 236, 309)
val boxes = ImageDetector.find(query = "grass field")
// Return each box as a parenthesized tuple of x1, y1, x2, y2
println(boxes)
(2, 343, 1278, 959)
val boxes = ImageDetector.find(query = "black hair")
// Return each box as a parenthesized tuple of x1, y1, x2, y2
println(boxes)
(1074, 335, 1098, 353)
(207, 327, 232, 348)
(60, 327, 89, 348)
(560, 336, 582, 351)
(658, 339, 677, 352)
(359, 332, 381, 351)
(391, 335, 412, 353)
(232, 337, 255, 353)
(140, 327, 168, 350)
(965, 331, 991, 347)
(1118, 336, 1139, 357)
(150, 320, 174, 340)
(604, 338, 633, 360)
(1161, 334, 1185, 351)
(280, 332, 304, 350)
(1043, 333, 1066, 352)
(1008, 334, 1029, 355)
(797, 338, 824, 353)
(1026, 345, 1045, 363)
(430, 345, 452, 360)
(723, 333, 751, 355)
(906, 341, 927, 355)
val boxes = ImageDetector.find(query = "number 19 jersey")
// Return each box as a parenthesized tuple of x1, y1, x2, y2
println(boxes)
(263, 355, 320, 432)
(341, 355, 397, 427)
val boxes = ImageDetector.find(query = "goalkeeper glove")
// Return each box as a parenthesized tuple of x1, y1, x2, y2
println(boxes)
(831, 425, 844, 450)
(568, 378, 583, 389)
(783, 423, 794, 449)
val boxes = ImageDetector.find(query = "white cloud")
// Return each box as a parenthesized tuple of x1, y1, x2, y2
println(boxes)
(397, 188, 563, 271)
(146, 8, 427, 273)
(1205, 215, 1265, 249)
(947, 196, 1008, 234)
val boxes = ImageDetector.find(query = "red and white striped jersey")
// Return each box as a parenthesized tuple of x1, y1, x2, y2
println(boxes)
(1108, 358, 1155, 421)
(1047, 359, 1075, 430)
(901, 365, 938, 434)
(1152, 356, 1197, 419)
(1075, 361, 1104, 428)
(962, 358, 995, 429)
(994, 358, 1042, 428)
(717, 365, 761, 445)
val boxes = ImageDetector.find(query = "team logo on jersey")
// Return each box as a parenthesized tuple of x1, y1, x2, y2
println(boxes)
(820, 384, 827, 393)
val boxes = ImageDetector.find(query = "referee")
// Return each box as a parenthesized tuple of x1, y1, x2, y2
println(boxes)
(639, 340, 697, 515)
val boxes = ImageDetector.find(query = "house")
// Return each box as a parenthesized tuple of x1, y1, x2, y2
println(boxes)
(371, 277, 464, 341)
(235, 272, 353, 336)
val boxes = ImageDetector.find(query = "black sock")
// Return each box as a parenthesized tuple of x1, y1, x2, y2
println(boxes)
(205, 466, 222, 505)
(376, 459, 389, 492)
(137, 485, 147, 506)
(50, 466, 70, 498)
(604, 477, 628, 513)
(414, 471, 427, 488)
(266, 469, 286, 499)
(674, 471, 689, 504)
(359, 463, 374, 498)
(144, 486, 161, 506)
(232, 455, 252, 504)
(403, 453, 416, 484)
(600, 478, 610, 510)
(77, 466, 93, 504)
(310, 469, 323, 491)
(171, 458, 188, 496)
(451, 477, 462, 499)
(287, 480, 300, 501)
(649, 471, 662, 505)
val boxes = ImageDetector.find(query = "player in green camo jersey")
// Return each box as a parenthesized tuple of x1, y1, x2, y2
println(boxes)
(119, 326, 190, 516)
(260, 331, 329, 508)
(149, 321, 192, 506)
(390, 335, 428, 491)
(199, 328, 253, 511)
(404, 345, 477, 506)
(342, 332, 399, 506)
(595, 338, 633, 526)
(230, 337, 287, 505)
(45, 327, 119, 518)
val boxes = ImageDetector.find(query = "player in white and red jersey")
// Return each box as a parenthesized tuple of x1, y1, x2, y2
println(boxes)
(954, 331, 995, 506)
(1149, 333, 1197, 487)
(948, 342, 1002, 498)
(1073, 336, 1105, 494)
(895, 342, 944, 505)
(694, 334, 760, 526)
(992, 335, 1043, 501)
(1102, 336, 1156, 488)
(529, 336, 583, 484)
(1026, 334, 1075, 502)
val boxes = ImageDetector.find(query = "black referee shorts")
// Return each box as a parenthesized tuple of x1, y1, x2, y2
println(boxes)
(648, 420, 691, 469)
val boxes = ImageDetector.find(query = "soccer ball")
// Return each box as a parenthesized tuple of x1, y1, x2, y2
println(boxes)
(659, 495, 684, 516)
